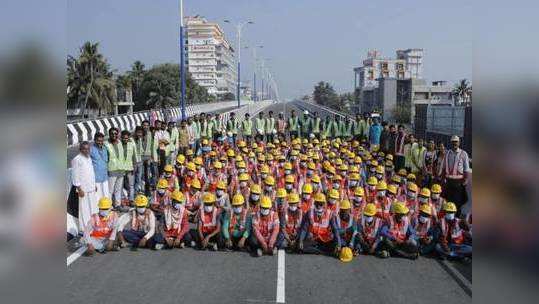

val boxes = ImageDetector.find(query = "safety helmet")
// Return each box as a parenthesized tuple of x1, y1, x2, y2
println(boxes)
(349, 165, 359, 173)
(407, 182, 418, 192)
(239, 173, 249, 182)
(354, 187, 364, 197)
(176, 154, 185, 164)
(186, 149, 194, 156)
(339, 247, 353, 263)
(328, 188, 340, 199)
(367, 176, 378, 186)
(260, 196, 272, 209)
(398, 169, 407, 177)
(386, 154, 394, 161)
(387, 184, 398, 195)
(419, 204, 432, 216)
(431, 184, 442, 194)
(314, 192, 326, 203)
(171, 190, 185, 202)
(164, 164, 174, 173)
(227, 149, 235, 157)
(194, 157, 203, 166)
(238, 140, 246, 148)
(375, 165, 384, 174)
(213, 161, 223, 169)
(134, 195, 149, 207)
(288, 192, 300, 203)
(285, 175, 295, 184)
(407, 173, 416, 181)
(260, 165, 270, 174)
(276, 188, 287, 198)
(98, 197, 112, 209)
(232, 193, 245, 206)
(340, 199, 351, 210)
(307, 162, 316, 170)
(350, 173, 360, 181)
(419, 188, 431, 197)
(332, 175, 342, 181)
(217, 180, 227, 190)
(391, 201, 409, 215)
(202, 139, 209, 146)
(157, 178, 169, 189)
(191, 178, 201, 189)
(202, 192, 216, 204)
(442, 202, 457, 213)
(391, 175, 401, 184)
(312, 175, 321, 183)
(376, 181, 388, 191)
(327, 166, 336, 175)
(302, 183, 313, 194)
(363, 203, 377, 216)
(370, 160, 378, 167)
(251, 184, 262, 194)
(264, 176, 275, 186)
(284, 162, 293, 170)
(186, 162, 196, 171)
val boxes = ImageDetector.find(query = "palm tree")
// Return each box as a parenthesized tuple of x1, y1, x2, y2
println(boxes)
(129, 60, 146, 103)
(453, 79, 472, 105)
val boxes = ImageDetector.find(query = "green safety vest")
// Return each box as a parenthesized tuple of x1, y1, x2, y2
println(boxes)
(343, 120, 352, 137)
(300, 117, 311, 134)
(168, 128, 179, 151)
(360, 120, 370, 137)
(352, 120, 361, 136)
(208, 120, 216, 136)
(288, 116, 299, 131)
(141, 132, 158, 161)
(242, 119, 253, 136)
(312, 117, 321, 133)
(333, 121, 342, 137)
(255, 117, 265, 133)
(227, 118, 239, 134)
(322, 120, 332, 137)
(265, 117, 275, 134)
(105, 140, 137, 172)
(193, 121, 201, 139)
(339, 121, 348, 137)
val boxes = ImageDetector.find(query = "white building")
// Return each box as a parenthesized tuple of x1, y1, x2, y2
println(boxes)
(185, 16, 236, 99)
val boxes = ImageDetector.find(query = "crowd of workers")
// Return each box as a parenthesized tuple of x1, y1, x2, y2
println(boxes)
(69, 108, 472, 262)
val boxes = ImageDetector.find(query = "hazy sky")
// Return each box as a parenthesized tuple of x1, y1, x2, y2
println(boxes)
(67, 0, 472, 99)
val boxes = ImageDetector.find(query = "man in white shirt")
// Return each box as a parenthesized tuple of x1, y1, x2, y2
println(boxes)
(71, 141, 98, 233)
(441, 135, 471, 215)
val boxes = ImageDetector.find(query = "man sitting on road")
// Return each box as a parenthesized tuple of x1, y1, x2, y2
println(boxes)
(121, 194, 163, 251)
(250, 196, 280, 257)
(378, 201, 419, 259)
(223, 194, 251, 251)
(84, 197, 119, 255)
(159, 190, 191, 249)
(194, 192, 223, 251)
(436, 202, 472, 261)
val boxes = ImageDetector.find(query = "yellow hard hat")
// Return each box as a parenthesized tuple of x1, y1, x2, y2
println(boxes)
(407, 173, 416, 181)
(285, 175, 295, 184)
(312, 174, 321, 183)
(419, 203, 432, 215)
(251, 184, 262, 194)
(332, 175, 342, 181)
(391, 175, 401, 184)
(387, 184, 398, 195)
(227, 149, 235, 157)
(363, 203, 377, 216)
(238, 140, 246, 148)
(235, 155, 243, 162)
(443, 202, 457, 213)
(176, 154, 185, 164)
(350, 173, 360, 181)
(327, 166, 336, 175)
(239, 173, 249, 181)
(354, 156, 362, 164)
(314, 192, 326, 203)
(260, 196, 272, 209)
(288, 192, 300, 203)
(354, 187, 364, 197)
(217, 180, 227, 190)
(375, 165, 384, 174)
(367, 176, 378, 186)
(260, 165, 270, 174)
(202, 192, 216, 204)
(328, 188, 340, 199)
(302, 183, 313, 194)
(265, 176, 275, 186)
(276, 188, 287, 198)
(232, 193, 245, 206)
(392, 201, 409, 215)
(171, 190, 185, 202)
(134, 194, 149, 207)
(237, 161, 246, 169)
(290, 150, 299, 156)
(157, 178, 169, 189)
(164, 164, 174, 173)
(431, 184, 442, 194)
(202, 139, 209, 146)
(186, 149, 194, 156)
(339, 247, 353, 263)
(191, 178, 201, 189)
(420, 188, 431, 197)
(307, 162, 316, 170)
(407, 182, 418, 192)
(349, 165, 359, 173)
(386, 154, 394, 161)
(194, 157, 203, 166)
(376, 181, 388, 191)
(398, 169, 407, 177)
(251, 142, 258, 149)
(213, 161, 223, 169)
(339, 164, 349, 171)
(335, 159, 343, 166)
(370, 160, 378, 167)
(284, 162, 293, 170)
(98, 197, 112, 209)
(258, 154, 266, 161)
(340, 199, 352, 210)
(186, 162, 196, 171)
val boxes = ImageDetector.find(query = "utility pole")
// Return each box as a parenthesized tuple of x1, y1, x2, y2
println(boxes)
(179, 0, 186, 120)
(224, 20, 253, 108)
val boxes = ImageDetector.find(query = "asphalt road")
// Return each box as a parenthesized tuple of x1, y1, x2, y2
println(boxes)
(66, 101, 472, 303)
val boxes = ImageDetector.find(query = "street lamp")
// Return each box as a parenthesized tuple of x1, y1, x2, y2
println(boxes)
(179, 0, 186, 120)
(224, 19, 254, 108)
(244, 45, 263, 101)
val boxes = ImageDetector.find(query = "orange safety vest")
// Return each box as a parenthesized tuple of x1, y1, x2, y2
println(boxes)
(300, 198, 312, 213)
(309, 209, 334, 243)
(166, 175, 178, 192)
(200, 208, 219, 234)
(285, 209, 303, 237)
(360, 216, 381, 243)
(229, 209, 248, 234)
(253, 210, 278, 241)
(414, 218, 432, 239)
(131, 210, 152, 232)
(375, 197, 391, 219)
(388, 216, 410, 242)
(152, 191, 171, 211)
(185, 192, 201, 212)
(440, 218, 465, 244)
(90, 213, 117, 238)
(164, 205, 185, 237)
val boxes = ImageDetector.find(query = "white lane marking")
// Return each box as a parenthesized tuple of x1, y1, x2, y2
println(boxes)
(67, 245, 87, 267)
(276, 249, 285, 303)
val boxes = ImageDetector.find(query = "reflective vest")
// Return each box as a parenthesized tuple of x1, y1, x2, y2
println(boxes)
(300, 117, 311, 133)
(387, 216, 410, 241)
(229, 209, 248, 235)
(131, 210, 152, 233)
(164, 205, 185, 236)
(360, 216, 381, 243)
(265, 117, 275, 134)
(253, 210, 278, 240)
(141, 132, 157, 160)
(284, 209, 302, 237)
(227, 118, 239, 134)
(242, 119, 253, 135)
(255, 118, 265, 134)
(105, 141, 136, 171)
(288, 116, 299, 131)
(300, 198, 312, 213)
(375, 197, 391, 219)
(445, 150, 465, 179)
(312, 117, 321, 133)
(309, 209, 333, 242)
(152, 191, 171, 211)
(200, 208, 219, 234)
(414, 218, 432, 239)
(440, 218, 465, 244)
(90, 213, 117, 238)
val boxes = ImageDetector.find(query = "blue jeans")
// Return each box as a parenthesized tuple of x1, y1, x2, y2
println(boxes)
(134, 162, 144, 194)
(436, 243, 472, 258)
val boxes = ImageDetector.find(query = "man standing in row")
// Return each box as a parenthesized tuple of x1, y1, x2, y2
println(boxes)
(71, 141, 98, 234)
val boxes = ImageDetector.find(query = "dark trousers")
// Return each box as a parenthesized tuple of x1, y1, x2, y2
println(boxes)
(301, 238, 338, 255)
(122, 229, 164, 249)
(160, 231, 192, 248)
(395, 155, 406, 171)
(158, 149, 166, 176)
(380, 238, 418, 259)
(191, 230, 224, 249)
(444, 178, 468, 216)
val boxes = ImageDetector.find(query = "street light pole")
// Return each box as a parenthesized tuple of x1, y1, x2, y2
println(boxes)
(179, 0, 186, 120)
(224, 20, 253, 108)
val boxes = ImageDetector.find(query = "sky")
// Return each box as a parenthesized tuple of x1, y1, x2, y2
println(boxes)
(67, 0, 473, 100)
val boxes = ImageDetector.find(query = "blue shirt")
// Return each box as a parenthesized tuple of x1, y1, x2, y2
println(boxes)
(90, 144, 108, 183)
(369, 124, 383, 145)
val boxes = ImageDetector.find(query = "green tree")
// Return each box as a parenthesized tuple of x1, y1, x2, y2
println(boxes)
(392, 104, 411, 124)
(128, 60, 145, 104)
(453, 79, 472, 105)
(313, 81, 342, 110)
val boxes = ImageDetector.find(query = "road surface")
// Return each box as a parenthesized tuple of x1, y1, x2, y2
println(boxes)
(66, 101, 471, 304)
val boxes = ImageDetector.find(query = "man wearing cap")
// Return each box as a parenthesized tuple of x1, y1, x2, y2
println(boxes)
(440, 135, 471, 214)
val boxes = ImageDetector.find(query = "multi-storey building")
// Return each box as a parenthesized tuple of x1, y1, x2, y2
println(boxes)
(184, 16, 236, 99)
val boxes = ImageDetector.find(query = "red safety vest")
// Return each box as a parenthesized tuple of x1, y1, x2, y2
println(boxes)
(361, 216, 381, 243)
(164, 205, 185, 237)
(440, 218, 465, 245)
(200, 208, 219, 234)
(300, 198, 312, 213)
(309, 209, 333, 243)
(388, 216, 410, 242)
(229, 209, 248, 234)
(253, 210, 278, 241)
(90, 213, 117, 238)
(445, 150, 465, 179)
(414, 218, 432, 239)
(285, 209, 302, 237)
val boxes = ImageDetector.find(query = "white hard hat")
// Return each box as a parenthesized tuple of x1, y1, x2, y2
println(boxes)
(451, 135, 460, 142)
(304, 110, 309, 115)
